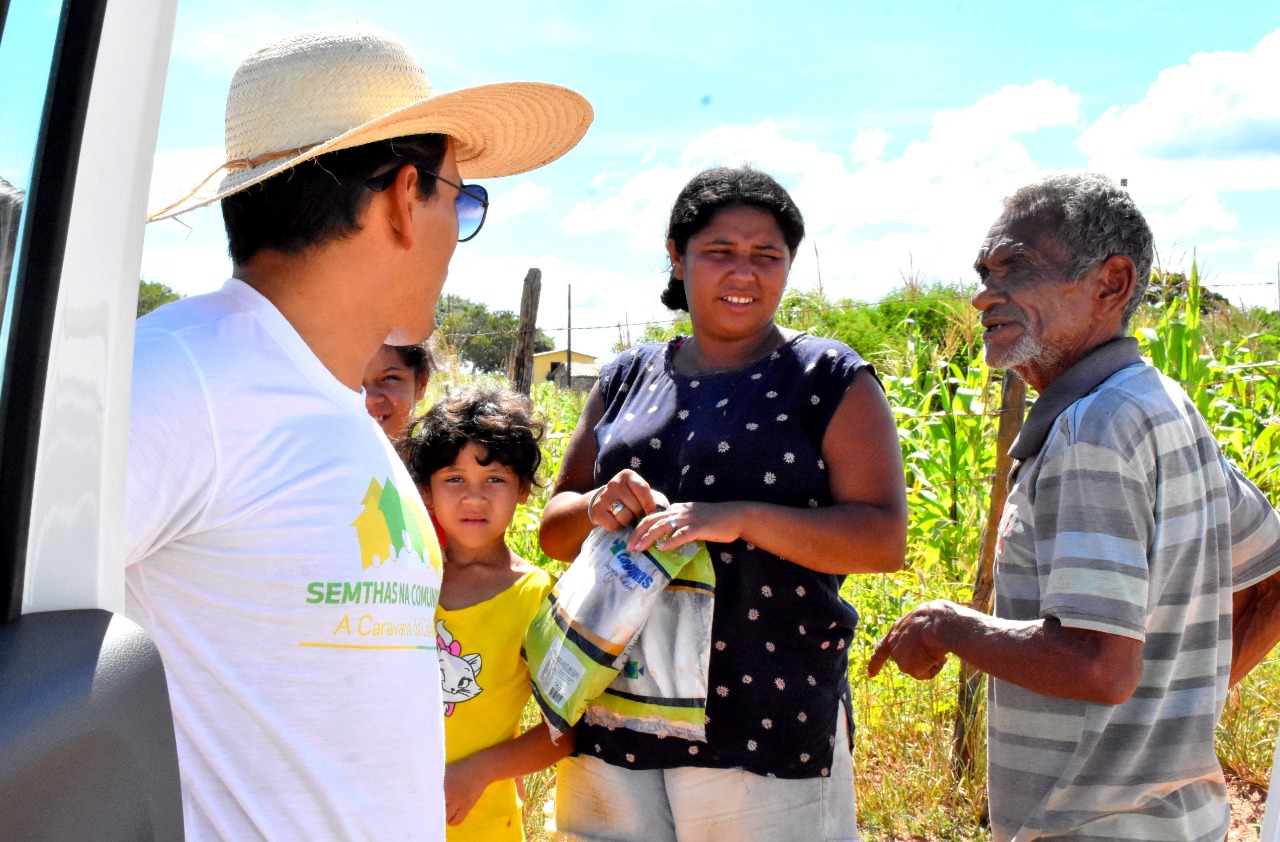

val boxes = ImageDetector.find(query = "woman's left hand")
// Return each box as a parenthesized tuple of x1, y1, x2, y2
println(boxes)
(628, 501, 748, 553)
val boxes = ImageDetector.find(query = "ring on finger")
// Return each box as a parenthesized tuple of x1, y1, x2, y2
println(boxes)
(665, 516, 678, 533)
(609, 500, 626, 516)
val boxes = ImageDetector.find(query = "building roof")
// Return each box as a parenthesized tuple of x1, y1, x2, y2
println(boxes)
(534, 349, 596, 361)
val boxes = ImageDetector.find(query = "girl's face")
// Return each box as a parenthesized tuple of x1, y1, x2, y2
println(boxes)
(668, 204, 792, 346)
(363, 345, 428, 439)
(424, 441, 529, 555)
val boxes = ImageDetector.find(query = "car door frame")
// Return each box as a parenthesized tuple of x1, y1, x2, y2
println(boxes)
(0, 0, 183, 836)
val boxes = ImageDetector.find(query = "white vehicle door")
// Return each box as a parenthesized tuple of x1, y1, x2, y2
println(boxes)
(0, 0, 182, 837)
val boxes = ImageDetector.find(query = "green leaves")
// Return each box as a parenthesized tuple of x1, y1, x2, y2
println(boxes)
(434, 294, 554, 373)
(427, 269, 1279, 837)
(137, 279, 183, 318)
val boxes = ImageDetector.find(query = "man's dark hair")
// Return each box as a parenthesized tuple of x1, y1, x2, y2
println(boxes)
(1003, 172, 1154, 329)
(222, 133, 449, 266)
(398, 384, 544, 488)
(661, 165, 805, 312)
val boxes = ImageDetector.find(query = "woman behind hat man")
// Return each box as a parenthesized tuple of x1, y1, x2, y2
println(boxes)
(364, 341, 434, 441)
(539, 165, 907, 841)
(127, 23, 590, 841)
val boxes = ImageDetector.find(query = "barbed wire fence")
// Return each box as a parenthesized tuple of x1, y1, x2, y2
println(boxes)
(437, 282, 1280, 344)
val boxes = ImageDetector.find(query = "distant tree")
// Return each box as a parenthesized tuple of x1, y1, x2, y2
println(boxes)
(137, 279, 183, 317)
(1144, 269, 1231, 314)
(635, 281, 980, 367)
(435, 293, 553, 373)
(638, 315, 690, 346)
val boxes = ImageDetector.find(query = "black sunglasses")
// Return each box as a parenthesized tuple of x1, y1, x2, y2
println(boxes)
(367, 164, 489, 242)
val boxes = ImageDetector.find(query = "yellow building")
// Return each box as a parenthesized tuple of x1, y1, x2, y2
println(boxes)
(532, 349, 596, 384)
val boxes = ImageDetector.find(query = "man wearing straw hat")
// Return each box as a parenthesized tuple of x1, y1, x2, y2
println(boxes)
(127, 23, 590, 839)
(869, 173, 1280, 841)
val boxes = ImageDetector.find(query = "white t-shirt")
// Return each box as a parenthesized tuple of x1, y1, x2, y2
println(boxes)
(126, 279, 445, 840)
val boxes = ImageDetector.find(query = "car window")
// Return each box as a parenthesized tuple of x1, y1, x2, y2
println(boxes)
(0, 2, 64, 385)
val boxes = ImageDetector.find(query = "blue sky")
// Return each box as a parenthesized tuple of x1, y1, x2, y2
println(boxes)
(10, 1, 1280, 358)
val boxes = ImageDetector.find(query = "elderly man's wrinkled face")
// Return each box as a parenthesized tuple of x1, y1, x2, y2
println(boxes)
(970, 212, 1098, 388)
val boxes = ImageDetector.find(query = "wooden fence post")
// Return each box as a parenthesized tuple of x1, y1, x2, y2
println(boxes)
(511, 268, 542, 395)
(951, 369, 1027, 777)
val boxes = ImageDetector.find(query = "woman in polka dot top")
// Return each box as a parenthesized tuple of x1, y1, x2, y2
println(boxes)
(539, 165, 907, 842)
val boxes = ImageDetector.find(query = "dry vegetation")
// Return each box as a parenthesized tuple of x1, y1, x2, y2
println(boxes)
(427, 267, 1280, 839)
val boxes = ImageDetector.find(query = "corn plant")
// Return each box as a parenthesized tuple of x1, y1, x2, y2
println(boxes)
(421, 269, 1280, 838)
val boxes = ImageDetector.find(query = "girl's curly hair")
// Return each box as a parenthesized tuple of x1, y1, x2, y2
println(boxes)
(398, 384, 544, 487)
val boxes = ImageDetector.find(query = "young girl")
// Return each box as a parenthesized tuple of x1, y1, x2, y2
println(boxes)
(399, 385, 572, 840)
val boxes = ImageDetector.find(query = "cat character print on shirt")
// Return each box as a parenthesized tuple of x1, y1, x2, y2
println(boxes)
(437, 619, 482, 716)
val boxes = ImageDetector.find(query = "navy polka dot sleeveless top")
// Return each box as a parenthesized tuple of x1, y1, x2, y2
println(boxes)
(582, 333, 873, 778)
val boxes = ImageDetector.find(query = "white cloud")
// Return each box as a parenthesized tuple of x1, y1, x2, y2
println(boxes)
(487, 182, 553, 226)
(1080, 28, 1280, 205)
(830, 81, 1078, 232)
(791, 230, 968, 305)
(565, 81, 1080, 300)
(1198, 235, 1241, 254)
(935, 79, 1081, 139)
(849, 128, 888, 163)
(563, 162, 693, 249)
(1200, 269, 1278, 311)
(141, 204, 231, 295)
(1083, 29, 1280, 161)
(1254, 246, 1280, 272)
(138, 21, 1280, 341)
(1144, 193, 1237, 242)
(147, 146, 225, 219)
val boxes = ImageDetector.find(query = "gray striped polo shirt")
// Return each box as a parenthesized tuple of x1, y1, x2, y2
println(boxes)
(988, 338, 1280, 842)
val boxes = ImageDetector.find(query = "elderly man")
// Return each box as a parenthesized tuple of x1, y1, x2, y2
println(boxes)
(128, 24, 590, 840)
(869, 173, 1280, 841)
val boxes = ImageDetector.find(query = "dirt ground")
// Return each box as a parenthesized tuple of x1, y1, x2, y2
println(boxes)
(855, 773, 1269, 840)
(1229, 775, 1268, 842)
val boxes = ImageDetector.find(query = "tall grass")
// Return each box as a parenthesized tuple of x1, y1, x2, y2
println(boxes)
(426, 267, 1280, 839)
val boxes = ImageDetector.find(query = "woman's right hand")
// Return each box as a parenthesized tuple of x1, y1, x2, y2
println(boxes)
(541, 384, 672, 560)
(587, 469, 669, 530)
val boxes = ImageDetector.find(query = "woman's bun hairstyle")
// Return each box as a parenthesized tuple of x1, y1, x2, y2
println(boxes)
(660, 276, 688, 311)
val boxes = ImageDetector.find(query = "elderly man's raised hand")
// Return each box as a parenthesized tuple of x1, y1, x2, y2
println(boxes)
(867, 600, 959, 680)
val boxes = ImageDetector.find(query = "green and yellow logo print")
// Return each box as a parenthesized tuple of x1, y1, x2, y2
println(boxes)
(351, 477, 441, 574)
(299, 477, 441, 651)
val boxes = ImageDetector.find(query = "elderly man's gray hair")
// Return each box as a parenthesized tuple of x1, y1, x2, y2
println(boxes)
(1004, 173, 1154, 328)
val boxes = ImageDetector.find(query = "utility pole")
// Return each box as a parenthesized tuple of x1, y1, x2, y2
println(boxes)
(565, 284, 572, 389)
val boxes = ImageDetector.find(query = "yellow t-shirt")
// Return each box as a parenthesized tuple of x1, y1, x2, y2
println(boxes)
(436, 567, 553, 842)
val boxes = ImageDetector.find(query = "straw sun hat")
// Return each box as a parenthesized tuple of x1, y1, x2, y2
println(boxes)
(149, 23, 593, 221)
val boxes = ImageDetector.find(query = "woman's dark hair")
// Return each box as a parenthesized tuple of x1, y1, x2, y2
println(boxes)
(398, 384, 544, 488)
(661, 165, 805, 311)
(222, 133, 449, 266)
(389, 342, 434, 380)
